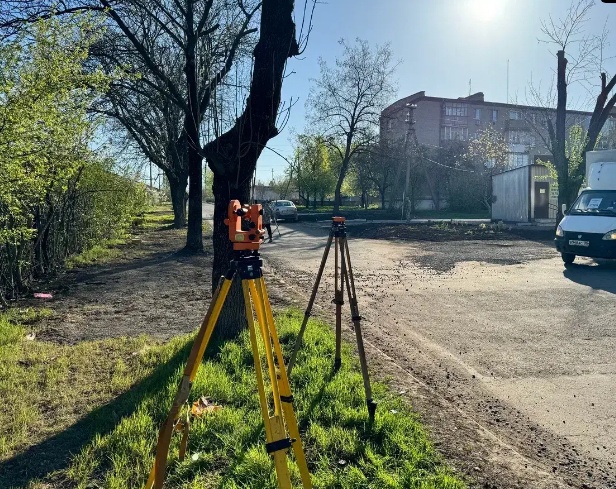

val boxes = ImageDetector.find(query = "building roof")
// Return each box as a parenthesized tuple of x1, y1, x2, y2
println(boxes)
(381, 90, 615, 119)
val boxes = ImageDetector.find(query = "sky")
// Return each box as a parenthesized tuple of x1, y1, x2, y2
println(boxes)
(255, 0, 616, 182)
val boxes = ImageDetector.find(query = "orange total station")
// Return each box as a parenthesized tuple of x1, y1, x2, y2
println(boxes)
(224, 200, 265, 250)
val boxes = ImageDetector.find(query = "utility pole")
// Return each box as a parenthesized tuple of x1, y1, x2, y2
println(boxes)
(402, 103, 417, 220)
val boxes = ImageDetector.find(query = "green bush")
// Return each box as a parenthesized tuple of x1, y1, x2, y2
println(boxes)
(0, 16, 147, 303)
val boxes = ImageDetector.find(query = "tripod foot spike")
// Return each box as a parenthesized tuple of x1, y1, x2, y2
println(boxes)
(333, 358, 342, 371)
(367, 399, 377, 421)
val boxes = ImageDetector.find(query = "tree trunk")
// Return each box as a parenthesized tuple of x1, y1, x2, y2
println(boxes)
(555, 50, 568, 223)
(184, 6, 203, 252)
(168, 172, 188, 228)
(210, 173, 251, 342)
(380, 188, 386, 209)
(203, 0, 299, 341)
(333, 154, 351, 214)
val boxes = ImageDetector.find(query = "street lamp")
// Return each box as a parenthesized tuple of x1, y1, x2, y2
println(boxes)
(402, 103, 417, 220)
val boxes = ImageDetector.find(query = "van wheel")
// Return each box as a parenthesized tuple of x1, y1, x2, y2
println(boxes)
(562, 253, 575, 264)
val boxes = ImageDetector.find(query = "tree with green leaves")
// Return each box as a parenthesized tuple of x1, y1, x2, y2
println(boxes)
(3, 0, 314, 338)
(292, 135, 337, 209)
(465, 125, 510, 210)
(0, 16, 146, 304)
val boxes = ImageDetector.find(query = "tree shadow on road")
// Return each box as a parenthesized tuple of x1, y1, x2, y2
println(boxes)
(563, 260, 616, 294)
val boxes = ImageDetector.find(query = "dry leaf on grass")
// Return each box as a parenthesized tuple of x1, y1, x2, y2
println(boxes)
(191, 396, 222, 417)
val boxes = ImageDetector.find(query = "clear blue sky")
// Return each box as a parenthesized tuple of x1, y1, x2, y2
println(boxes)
(255, 0, 615, 182)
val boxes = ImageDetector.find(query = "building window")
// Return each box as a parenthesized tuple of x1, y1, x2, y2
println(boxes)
(474, 108, 481, 120)
(508, 153, 528, 168)
(441, 126, 468, 141)
(509, 110, 521, 120)
(388, 119, 394, 130)
(507, 129, 534, 146)
(492, 109, 498, 122)
(444, 103, 467, 117)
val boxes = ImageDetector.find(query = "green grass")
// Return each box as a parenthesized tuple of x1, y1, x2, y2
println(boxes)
(0, 309, 156, 462)
(1, 309, 465, 489)
(409, 210, 490, 220)
(139, 207, 177, 230)
(65, 207, 178, 268)
(65, 242, 124, 268)
(297, 206, 489, 221)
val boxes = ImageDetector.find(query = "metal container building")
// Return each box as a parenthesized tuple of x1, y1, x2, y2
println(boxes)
(491, 164, 557, 222)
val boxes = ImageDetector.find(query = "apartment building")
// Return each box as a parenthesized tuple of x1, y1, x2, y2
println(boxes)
(380, 91, 616, 169)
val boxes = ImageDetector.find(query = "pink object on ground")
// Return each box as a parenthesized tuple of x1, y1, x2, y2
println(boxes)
(33, 293, 53, 299)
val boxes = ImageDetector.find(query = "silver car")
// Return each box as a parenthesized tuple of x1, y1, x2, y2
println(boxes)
(272, 200, 298, 222)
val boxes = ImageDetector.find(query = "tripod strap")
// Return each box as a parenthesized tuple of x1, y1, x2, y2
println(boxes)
(265, 437, 293, 454)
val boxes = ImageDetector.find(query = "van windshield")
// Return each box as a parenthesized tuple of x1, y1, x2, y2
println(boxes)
(569, 190, 616, 215)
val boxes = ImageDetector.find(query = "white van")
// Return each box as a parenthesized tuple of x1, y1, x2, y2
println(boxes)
(555, 150, 616, 264)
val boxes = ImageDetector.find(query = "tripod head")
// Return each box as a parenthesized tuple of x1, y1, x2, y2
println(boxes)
(224, 200, 265, 251)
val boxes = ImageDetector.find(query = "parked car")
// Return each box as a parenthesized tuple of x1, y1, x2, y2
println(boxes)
(272, 200, 299, 222)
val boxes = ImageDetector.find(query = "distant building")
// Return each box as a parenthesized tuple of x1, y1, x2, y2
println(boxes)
(252, 184, 298, 202)
(380, 91, 616, 219)
(380, 91, 616, 170)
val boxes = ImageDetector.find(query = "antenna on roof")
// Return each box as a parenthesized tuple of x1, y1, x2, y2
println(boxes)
(468, 79, 471, 96)
(507, 59, 509, 104)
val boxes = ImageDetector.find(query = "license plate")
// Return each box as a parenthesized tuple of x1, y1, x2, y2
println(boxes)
(569, 239, 589, 247)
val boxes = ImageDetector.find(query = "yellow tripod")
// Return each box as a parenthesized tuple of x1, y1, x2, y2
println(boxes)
(144, 201, 312, 489)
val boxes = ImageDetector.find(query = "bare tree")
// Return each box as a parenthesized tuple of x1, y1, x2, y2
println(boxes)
(531, 0, 616, 219)
(306, 38, 397, 213)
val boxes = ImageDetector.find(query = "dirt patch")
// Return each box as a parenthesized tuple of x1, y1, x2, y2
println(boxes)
(350, 222, 555, 243)
(348, 223, 556, 272)
(27, 226, 214, 344)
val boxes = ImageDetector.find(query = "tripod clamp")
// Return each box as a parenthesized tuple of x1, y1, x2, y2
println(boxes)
(230, 250, 263, 280)
(332, 216, 347, 238)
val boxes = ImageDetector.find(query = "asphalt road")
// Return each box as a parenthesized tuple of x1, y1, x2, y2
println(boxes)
(258, 220, 616, 488)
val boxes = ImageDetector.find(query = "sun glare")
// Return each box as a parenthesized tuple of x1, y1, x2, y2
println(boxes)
(469, 0, 506, 22)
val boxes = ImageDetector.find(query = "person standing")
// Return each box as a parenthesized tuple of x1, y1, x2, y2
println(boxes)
(262, 200, 274, 242)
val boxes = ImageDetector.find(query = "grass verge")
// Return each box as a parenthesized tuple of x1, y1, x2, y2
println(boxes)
(0, 309, 158, 462)
(65, 207, 177, 268)
(1, 309, 465, 489)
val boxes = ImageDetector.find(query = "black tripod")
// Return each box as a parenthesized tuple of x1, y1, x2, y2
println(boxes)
(287, 217, 376, 420)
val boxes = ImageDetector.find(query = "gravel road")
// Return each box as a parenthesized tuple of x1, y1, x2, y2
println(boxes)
(261, 221, 616, 489)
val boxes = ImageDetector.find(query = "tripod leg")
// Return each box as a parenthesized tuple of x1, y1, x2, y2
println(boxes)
(287, 230, 334, 376)
(144, 274, 234, 489)
(248, 281, 283, 417)
(256, 277, 312, 488)
(334, 237, 343, 371)
(340, 238, 376, 421)
(242, 280, 293, 489)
